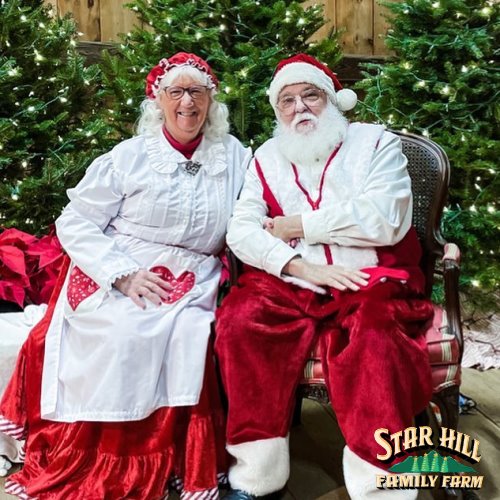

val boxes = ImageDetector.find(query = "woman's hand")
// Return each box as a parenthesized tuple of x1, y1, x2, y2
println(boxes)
(264, 215, 304, 245)
(113, 270, 173, 309)
(284, 258, 370, 291)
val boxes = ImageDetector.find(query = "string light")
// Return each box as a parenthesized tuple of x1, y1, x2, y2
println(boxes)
(471, 280, 480, 287)
(441, 85, 450, 95)
(431, 2, 440, 8)
(224, 86, 231, 93)
(417, 80, 426, 87)
(461, 65, 468, 73)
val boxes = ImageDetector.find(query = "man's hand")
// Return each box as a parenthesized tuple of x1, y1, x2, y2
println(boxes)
(284, 258, 370, 291)
(113, 269, 173, 309)
(264, 215, 304, 243)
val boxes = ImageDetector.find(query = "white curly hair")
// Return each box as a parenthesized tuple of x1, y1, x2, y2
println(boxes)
(136, 65, 229, 141)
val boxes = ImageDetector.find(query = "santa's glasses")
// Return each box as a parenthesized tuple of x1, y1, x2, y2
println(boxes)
(163, 85, 209, 100)
(277, 88, 325, 115)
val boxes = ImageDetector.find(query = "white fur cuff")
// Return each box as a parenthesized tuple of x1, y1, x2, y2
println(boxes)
(343, 446, 418, 499)
(227, 436, 290, 496)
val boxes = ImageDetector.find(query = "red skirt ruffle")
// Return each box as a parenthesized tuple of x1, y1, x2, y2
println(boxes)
(1, 256, 228, 499)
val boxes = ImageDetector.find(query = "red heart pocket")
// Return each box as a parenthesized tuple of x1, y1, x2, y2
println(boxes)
(150, 266, 196, 304)
(67, 266, 100, 311)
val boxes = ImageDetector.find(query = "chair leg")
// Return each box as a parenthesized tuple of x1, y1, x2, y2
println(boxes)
(292, 392, 303, 426)
(432, 385, 460, 429)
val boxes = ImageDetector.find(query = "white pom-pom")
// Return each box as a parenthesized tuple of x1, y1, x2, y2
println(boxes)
(0, 456, 13, 477)
(336, 88, 357, 111)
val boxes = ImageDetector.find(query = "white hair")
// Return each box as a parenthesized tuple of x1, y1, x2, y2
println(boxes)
(136, 65, 229, 141)
(274, 102, 348, 166)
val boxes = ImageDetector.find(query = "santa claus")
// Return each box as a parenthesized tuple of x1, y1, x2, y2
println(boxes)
(215, 53, 434, 499)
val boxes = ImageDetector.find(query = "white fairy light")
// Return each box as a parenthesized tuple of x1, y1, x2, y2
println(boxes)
(127, 98, 133, 105)
(402, 62, 411, 70)
(431, 1, 440, 8)
(297, 18, 305, 25)
(39, 22, 45, 28)
(20, 15, 27, 22)
(27, 106, 35, 112)
(487, 205, 495, 213)
(474, 184, 481, 190)
(402, 128, 408, 134)
(7, 68, 18, 77)
(224, 86, 231, 94)
(422, 129, 429, 137)
(417, 80, 426, 87)
(34, 49, 45, 62)
(86, 131, 93, 137)
(471, 280, 480, 287)
(461, 65, 468, 73)
(219, 24, 226, 31)
(22, 161, 28, 168)
(481, 7, 491, 16)
(70, 40, 77, 47)
(60, 97, 68, 103)
(441, 85, 450, 95)
(11, 194, 19, 201)
(469, 205, 477, 212)
(167, 17, 172, 24)
(195, 32, 202, 40)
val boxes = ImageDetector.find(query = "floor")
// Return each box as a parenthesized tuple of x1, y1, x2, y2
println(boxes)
(1, 367, 498, 500)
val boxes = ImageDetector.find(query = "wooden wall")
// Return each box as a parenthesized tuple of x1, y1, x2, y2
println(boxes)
(44, 0, 396, 56)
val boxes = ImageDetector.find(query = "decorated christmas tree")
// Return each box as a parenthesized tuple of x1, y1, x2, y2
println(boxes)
(100, 0, 343, 146)
(0, 0, 114, 234)
(356, 0, 499, 306)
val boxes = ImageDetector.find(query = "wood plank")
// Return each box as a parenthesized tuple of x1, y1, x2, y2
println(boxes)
(373, 0, 397, 55)
(58, 0, 101, 42)
(458, 405, 500, 500)
(99, 0, 141, 42)
(461, 367, 500, 427)
(336, 0, 373, 55)
(304, 0, 336, 42)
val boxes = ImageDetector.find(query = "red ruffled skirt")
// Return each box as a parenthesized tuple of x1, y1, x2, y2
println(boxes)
(0, 257, 228, 499)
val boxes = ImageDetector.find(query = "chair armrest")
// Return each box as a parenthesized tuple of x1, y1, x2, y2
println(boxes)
(225, 247, 243, 288)
(442, 243, 463, 360)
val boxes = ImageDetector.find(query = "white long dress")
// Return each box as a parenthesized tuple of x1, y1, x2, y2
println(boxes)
(40, 130, 251, 422)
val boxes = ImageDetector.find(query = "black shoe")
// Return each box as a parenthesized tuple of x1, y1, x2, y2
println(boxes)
(223, 489, 259, 500)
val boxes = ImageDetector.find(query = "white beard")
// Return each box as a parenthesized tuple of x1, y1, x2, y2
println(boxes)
(274, 103, 349, 166)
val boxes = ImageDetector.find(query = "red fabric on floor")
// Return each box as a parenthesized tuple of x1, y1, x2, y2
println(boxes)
(1, 256, 227, 499)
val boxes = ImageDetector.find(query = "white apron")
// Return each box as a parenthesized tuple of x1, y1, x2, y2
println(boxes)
(40, 130, 251, 422)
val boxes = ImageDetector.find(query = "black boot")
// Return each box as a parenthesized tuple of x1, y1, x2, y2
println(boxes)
(223, 489, 259, 500)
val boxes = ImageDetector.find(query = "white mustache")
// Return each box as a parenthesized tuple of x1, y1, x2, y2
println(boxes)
(290, 112, 318, 129)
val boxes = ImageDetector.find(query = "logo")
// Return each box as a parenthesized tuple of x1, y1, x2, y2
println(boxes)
(374, 426, 484, 490)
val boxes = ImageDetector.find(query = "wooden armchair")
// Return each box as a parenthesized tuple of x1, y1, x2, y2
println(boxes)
(226, 129, 463, 439)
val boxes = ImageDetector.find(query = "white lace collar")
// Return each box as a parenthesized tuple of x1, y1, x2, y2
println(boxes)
(144, 129, 227, 176)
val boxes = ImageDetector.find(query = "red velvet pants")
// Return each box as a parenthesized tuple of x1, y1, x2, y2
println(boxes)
(215, 269, 433, 469)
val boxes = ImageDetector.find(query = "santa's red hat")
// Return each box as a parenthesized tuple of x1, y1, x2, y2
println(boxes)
(145, 52, 219, 99)
(269, 53, 357, 112)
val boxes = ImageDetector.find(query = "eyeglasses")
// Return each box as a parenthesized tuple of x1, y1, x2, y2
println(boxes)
(163, 85, 210, 100)
(277, 88, 325, 115)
